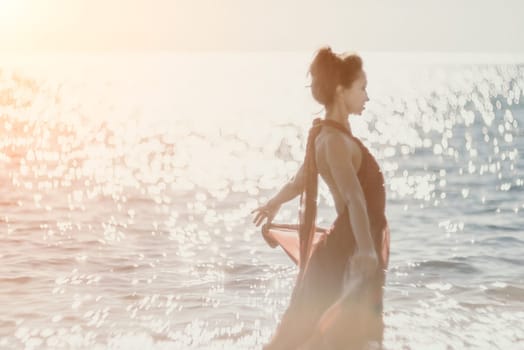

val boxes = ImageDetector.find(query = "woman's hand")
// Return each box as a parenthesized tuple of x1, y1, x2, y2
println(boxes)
(251, 200, 281, 227)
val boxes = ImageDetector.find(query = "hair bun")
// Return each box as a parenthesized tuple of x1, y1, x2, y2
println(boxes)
(309, 47, 340, 80)
(309, 47, 342, 106)
(308, 46, 363, 107)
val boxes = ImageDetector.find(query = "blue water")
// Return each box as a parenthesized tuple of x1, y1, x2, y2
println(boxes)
(0, 52, 523, 349)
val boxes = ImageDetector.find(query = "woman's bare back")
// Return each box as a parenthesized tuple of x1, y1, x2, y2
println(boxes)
(315, 125, 363, 216)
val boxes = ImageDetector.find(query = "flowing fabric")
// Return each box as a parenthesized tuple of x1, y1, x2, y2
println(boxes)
(297, 118, 323, 278)
(262, 223, 329, 265)
(262, 119, 390, 349)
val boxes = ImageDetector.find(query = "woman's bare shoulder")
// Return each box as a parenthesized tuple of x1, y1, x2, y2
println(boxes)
(316, 127, 362, 172)
(317, 127, 360, 155)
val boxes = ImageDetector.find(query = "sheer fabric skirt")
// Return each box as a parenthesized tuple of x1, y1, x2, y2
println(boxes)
(264, 209, 387, 349)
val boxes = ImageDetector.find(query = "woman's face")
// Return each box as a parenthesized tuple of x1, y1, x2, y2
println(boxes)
(339, 70, 369, 116)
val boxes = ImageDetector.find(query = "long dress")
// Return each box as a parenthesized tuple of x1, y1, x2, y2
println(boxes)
(262, 118, 390, 349)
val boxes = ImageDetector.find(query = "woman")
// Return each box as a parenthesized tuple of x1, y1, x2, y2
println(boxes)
(252, 47, 390, 349)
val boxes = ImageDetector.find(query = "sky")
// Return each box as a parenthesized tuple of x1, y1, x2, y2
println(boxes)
(0, 0, 523, 52)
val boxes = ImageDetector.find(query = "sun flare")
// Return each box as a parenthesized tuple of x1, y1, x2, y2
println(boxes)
(0, 0, 27, 28)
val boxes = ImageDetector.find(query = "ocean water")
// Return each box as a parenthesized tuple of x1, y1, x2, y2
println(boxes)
(0, 52, 523, 349)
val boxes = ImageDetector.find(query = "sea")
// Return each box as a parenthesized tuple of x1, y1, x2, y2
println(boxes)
(0, 51, 523, 349)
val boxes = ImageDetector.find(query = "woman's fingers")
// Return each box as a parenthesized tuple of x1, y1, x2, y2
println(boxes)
(251, 205, 273, 227)
(251, 207, 262, 220)
(254, 214, 265, 227)
(250, 207, 261, 216)
(252, 209, 268, 227)
(253, 212, 263, 226)
(250, 206, 263, 214)
(252, 202, 280, 227)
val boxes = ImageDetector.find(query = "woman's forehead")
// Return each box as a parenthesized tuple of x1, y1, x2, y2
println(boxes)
(357, 70, 367, 84)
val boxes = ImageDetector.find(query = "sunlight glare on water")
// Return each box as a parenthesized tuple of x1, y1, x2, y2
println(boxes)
(0, 52, 523, 349)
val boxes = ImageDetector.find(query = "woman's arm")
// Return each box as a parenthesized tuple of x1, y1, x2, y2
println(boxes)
(252, 163, 305, 227)
(268, 163, 305, 206)
(322, 133, 377, 259)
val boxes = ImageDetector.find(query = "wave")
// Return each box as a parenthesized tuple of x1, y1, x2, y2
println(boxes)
(417, 259, 481, 274)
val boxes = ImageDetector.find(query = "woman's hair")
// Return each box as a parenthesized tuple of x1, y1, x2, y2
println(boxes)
(309, 46, 363, 106)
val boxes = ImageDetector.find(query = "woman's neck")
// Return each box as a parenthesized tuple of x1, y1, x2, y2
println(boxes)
(325, 110, 351, 132)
